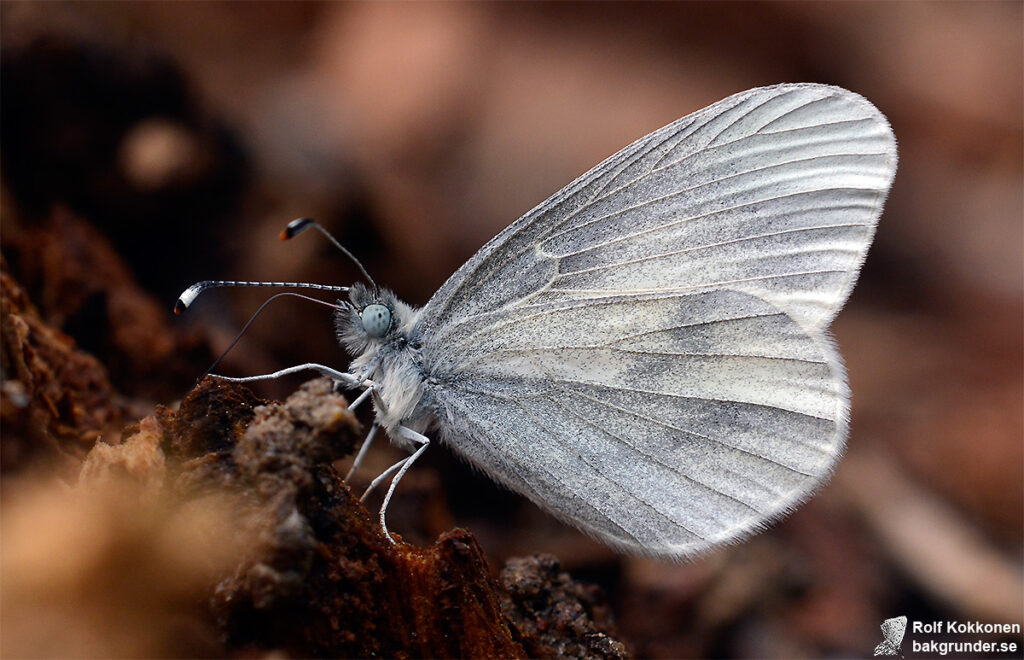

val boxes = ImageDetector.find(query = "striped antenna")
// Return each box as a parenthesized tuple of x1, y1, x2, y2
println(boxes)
(174, 280, 349, 315)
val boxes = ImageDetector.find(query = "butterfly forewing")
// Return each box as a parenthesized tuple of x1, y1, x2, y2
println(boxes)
(422, 84, 896, 335)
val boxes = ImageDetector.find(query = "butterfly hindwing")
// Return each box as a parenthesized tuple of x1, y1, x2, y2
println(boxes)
(425, 289, 847, 556)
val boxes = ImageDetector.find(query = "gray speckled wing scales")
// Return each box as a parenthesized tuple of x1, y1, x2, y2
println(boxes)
(424, 290, 847, 556)
(416, 83, 896, 558)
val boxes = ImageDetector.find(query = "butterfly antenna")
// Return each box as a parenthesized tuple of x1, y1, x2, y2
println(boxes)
(281, 217, 378, 293)
(174, 279, 349, 315)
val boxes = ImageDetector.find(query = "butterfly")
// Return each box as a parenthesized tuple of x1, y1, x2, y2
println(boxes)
(178, 83, 897, 558)
(874, 616, 908, 656)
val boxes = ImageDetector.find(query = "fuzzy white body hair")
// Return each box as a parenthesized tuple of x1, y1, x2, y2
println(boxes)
(335, 284, 431, 445)
(372, 350, 428, 436)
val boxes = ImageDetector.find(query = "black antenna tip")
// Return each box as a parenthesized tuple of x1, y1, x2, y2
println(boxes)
(281, 217, 315, 240)
(173, 299, 186, 315)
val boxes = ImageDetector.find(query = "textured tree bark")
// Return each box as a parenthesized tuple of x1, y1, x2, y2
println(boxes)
(160, 377, 627, 658)
(1, 260, 122, 476)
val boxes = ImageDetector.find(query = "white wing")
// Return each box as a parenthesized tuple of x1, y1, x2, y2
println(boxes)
(424, 290, 847, 556)
(416, 84, 896, 557)
(421, 83, 896, 335)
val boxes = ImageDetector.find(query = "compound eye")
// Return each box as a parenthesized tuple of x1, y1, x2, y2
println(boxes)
(361, 304, 391, 338)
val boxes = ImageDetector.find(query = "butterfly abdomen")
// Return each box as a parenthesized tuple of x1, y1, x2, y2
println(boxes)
(369, 344, 428, 434)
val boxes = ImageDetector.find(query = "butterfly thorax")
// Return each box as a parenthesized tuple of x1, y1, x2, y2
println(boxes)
(334, 283, 430, 440)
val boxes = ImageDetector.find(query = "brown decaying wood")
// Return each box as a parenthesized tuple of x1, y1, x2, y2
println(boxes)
(160, 376, 627, 658)
(1, 259, 121, 476)
(1, 269, 627, 657)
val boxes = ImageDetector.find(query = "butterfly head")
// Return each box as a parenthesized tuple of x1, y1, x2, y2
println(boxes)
(335, 282, 421, 357)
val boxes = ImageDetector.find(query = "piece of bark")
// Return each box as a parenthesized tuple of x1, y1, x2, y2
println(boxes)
(1, 303, 628, 658)
(78, 414, 167, 505)
(157, 376, 628, 658)
(0, 259, 121, 476)
(501, 554, 629, 659)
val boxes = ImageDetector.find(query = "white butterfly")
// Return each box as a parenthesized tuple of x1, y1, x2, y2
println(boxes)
(178, 83, 897, 559)
(874, 616, 907, 656)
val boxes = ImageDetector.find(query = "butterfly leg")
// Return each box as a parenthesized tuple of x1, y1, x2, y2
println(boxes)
(344, 422, 379, 482)
(346, 385, 375, 411)
(358, 426, 430, 544)
(356, 387, 396, 498)
(211, 363, 368, 389)
(381, 426, 430, 544)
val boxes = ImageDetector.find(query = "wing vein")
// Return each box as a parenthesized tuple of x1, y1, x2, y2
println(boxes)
(604, 311, 780, 345)
(562, 384, 817, 476)
(547, 268, 850, 296)
(512, 396, 704, 540)
(546, 392, 765, 515)
(544, 155, 887, 248)
(558, 226, 870, 277)
(552, 378, 831, 428)
(548, 268, 851, 296)
(446, 394, 648, 544)
(564, 132, 883, 222)
(754, 95, 839, 133)
(447, 299, 787, 352)
(459, 346, 827, 368)
(705, 92, 780, 147)
(544, 197, 874, 257)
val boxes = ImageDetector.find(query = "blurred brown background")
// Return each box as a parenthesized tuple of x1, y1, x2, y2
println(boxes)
(2, 2, 1021, 658)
